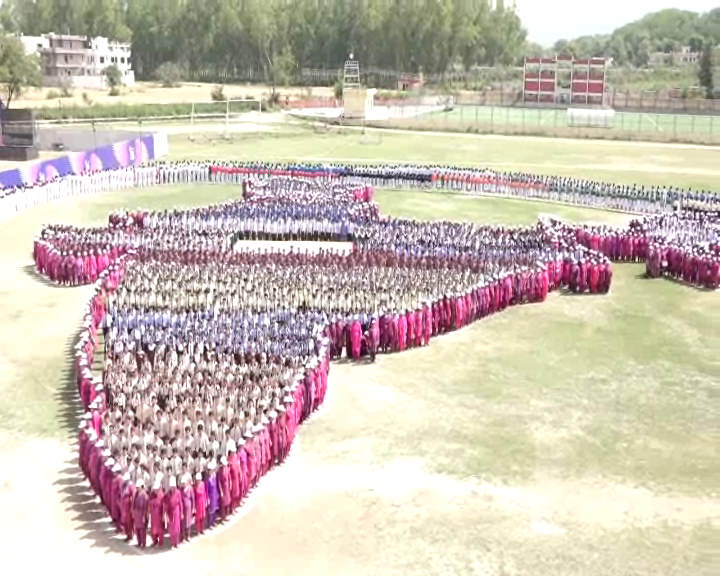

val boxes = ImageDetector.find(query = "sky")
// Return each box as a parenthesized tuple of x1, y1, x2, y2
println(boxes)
(514, 0, 718, 45)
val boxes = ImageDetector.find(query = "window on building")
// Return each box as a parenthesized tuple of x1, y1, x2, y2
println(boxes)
(111, 57, 117, 63)
(120, 57, 125, 64)
(100, 56, 105, 64)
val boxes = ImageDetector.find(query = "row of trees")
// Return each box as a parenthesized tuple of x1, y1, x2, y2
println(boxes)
(0, 0, 527, 83)
(550, 8, 720, 68)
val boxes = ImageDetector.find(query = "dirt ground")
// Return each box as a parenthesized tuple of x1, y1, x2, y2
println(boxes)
(16, 82, 334, 109)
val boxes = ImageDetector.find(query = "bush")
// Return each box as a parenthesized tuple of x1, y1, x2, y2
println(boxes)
(155, 62, 183, 88)
(376, 89, 411, 100)
(105, 64, 123, 93)
(59, 77, 73, 98)
(46, 89, 61, 100)
(82, 92, 93, 106)
(210, 84, 225, 102)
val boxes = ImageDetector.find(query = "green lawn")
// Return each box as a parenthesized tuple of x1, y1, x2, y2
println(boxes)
(429, 106, 719, 134)
(383, 105, 720, 145)
(0, 129, 717, 575)
(166, 128, 720, 191)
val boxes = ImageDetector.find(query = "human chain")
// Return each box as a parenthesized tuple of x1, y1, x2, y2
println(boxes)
(33, 176, 718, 291)
(208, 161, 720, 215)
(29, 173, 637, 552)
(3, 160, 720, 220)
(24, 168, 719, 552)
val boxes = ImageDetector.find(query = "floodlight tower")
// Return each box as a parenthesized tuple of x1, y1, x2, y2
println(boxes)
(341, 54, 376, 120)
(343, 53, 361, 92)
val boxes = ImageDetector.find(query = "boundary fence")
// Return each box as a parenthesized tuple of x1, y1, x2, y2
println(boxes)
(368, 104, 720, 145)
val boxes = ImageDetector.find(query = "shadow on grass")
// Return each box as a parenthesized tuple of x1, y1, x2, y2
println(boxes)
(52, 457, 164, 557)
(50, 321, 163, 556)
(659, 274, 717, 293)
(20, 263, 74, 289)
(633, 270, 716, 292)
(54, 324, 87, 440)
(558, 288, 609, 297)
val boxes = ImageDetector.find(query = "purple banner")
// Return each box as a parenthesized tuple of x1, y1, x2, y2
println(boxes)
(0, 133, 167, 188)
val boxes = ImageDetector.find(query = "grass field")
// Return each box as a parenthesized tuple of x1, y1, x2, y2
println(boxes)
(383, 105, 720, 145)
(0, 128, 718, 575)
(163, 125, 720, 191)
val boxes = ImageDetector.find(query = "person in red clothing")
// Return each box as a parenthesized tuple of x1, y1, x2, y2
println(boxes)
(149, 482, 165, 547)
(132, 480, 149, 549)
(193, 473, 207, 536)
(164, 476, 182, 548)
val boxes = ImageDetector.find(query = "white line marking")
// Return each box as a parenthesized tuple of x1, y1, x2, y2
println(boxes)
(643, 113, 662, 132)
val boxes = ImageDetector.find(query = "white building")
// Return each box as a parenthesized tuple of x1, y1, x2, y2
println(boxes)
(19, 35, 49, 55)
(19, 33, 134, 89)
(87, 36, 134, 85)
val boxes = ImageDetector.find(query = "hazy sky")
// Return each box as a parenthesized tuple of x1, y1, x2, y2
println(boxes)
(514, 0, 718, 45)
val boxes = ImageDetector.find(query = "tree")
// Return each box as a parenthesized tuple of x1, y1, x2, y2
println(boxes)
(524, 41, 546, 58)
(551, 8, 720, 67)
(0, 35, 41, 109)
(0, 3, 19, 33)
(688, 34, 704, 53)
(155, 61, 182, 87)
(104, 63, 122, 95)
(698, 42, 714, 97)
(553, 39, 571, 56)
(2, 0, 536, 80)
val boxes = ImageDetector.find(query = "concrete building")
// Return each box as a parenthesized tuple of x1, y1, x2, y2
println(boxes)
(19, 35, 49, 55)
(673, 46, 700, 66)
(19, 33, 134, 89)
(649, 46, 701, 68)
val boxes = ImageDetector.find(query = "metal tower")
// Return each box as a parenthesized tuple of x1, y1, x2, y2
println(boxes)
(343, 54, 361, 91)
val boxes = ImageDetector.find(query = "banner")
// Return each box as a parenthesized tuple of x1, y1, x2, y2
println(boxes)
(0, 132, 168, 189)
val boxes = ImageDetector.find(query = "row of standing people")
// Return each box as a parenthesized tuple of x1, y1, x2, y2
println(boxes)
(4, 159, 719, 222)
(646, 243, 719, 289)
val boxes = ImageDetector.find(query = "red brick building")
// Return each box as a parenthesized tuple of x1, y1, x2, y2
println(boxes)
(523, 56, 609, 107)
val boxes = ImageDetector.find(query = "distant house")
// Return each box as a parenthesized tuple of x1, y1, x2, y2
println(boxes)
(673, 46, 700, 66)
(397, 74, 423, 92)
(19, 33, 134, 89)
(649, 46, 700, 67)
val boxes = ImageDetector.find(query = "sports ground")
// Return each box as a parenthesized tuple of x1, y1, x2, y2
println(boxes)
(387, 105, 720, 145)
(0, 121, 717, 575)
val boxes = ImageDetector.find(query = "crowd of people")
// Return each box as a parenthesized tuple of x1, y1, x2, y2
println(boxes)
(76, 262, 329, 548)
(33, 173, 626, 550)
(10, 155, 716, 551)
(4, 159, 720, 221)
(564, 214, 720, 289)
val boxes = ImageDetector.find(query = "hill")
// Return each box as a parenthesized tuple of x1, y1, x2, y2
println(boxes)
(552, 8, 720, 67)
